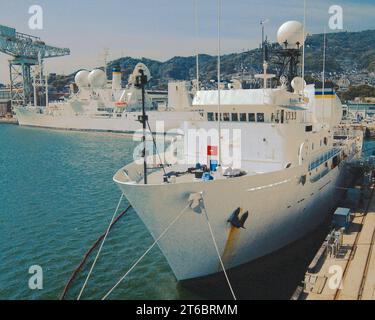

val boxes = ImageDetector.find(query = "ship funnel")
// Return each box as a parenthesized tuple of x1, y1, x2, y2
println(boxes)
(112, 65, 122, 90)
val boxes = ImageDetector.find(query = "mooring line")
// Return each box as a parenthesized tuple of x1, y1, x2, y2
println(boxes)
(101, 204, 189, 300)
(77, 194, 124, 300)
(60, 203, 132, 300)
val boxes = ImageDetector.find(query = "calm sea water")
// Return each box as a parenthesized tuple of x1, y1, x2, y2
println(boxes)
(1, 124, 370, 300)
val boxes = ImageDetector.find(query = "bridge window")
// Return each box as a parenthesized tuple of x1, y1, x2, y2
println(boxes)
(248, 113, 255, 122)
(231, 113, 239, 121)
(207, 112, 214, 121)
(215, 113, 222, 121)
(257, 113, 265, 123)
(223, 113, 230, 122)
(240, 113, 247, 122)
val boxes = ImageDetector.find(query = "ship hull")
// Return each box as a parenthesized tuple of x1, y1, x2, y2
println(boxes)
(114, 161, 354, 281)
(14, 107, 198, 133)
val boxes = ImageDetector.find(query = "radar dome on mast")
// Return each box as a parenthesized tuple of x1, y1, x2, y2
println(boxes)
(277, 21, 305, 49)
(88, 69, 107, 89)
(75, 70, 90, 88)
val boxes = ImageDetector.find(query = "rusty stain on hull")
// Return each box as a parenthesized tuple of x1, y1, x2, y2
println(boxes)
(219, 225, 241, 271)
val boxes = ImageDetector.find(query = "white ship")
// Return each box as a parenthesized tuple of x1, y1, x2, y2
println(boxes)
(14, 63, 203, 133)
(113, 21, 364, 282)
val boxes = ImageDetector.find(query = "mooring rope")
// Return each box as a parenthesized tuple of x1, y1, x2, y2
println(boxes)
(201, 198, 237, 301)
(101, 204, 190, 300)
(77, 194, 124, 300)
(60, 203, 132, 300)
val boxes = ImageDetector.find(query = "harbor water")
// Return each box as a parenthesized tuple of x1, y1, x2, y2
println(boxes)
(1, 124, 370, 300)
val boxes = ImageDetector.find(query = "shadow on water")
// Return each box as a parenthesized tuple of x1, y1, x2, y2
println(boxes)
(178, 216, 332, 300)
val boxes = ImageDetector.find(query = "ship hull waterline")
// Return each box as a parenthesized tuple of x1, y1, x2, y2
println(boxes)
(14, 108, 199, 134)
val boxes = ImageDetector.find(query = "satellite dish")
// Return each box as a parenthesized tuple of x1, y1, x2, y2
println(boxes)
(291, 77, 306, 93)
(277, 21, 306, 49)
(75, 70, 90, 88)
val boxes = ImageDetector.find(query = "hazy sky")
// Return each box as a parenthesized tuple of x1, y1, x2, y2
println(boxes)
(0, 0, 374, 83)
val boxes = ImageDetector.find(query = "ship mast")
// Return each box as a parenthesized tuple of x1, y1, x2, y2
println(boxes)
(217, 0, 222, 165)
(194, 0, 200, 91)
(322, 27, 327, 122)
(302, 0, 307, 95)
(135, 69, 149, 184)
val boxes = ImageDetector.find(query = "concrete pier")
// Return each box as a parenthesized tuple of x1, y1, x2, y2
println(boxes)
(293, 187, 375, 300)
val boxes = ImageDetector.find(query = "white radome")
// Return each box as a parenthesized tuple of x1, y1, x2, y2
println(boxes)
(291, 77, 306, 93)
(277, 21, 306, 49)
(88, 69, 107, 89)
(75, 70, 90, 88)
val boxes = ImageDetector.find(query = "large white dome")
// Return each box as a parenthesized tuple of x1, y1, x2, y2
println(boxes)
(88, 69, 107, 89)
(75, 70, 90, 88)
(277, 21, 306, 49)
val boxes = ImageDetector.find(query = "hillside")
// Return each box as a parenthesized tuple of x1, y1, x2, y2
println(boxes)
(50, 29, 375, 91)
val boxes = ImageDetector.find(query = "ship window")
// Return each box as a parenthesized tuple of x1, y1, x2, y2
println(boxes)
(208, 112, 214, 121)
(231, 113, 239, 122)
(305, 125, 313, 132)
(248, 113, 255, 122)
(223, 113, 230, 122)
(240, 113, 247, 122)
(257, 113, 265, 123)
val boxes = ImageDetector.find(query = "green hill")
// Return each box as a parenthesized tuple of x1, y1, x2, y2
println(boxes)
(51, 29, 375, 91)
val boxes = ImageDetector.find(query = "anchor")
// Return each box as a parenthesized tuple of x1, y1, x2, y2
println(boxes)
(227, 207, 249, 229)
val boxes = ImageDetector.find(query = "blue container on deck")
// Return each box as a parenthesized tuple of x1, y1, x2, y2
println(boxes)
(210, 160, 218, 172)
(202, 172, 214, 181)
(332, 207, 351, 229)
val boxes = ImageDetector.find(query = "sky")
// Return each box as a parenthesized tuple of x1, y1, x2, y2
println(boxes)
(0, 0, 374, 83)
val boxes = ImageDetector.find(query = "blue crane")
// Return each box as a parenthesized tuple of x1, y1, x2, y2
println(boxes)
(0, 24, 70, 108)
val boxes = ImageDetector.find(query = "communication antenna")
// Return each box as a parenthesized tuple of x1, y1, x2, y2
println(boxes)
(194, 0, 200, 91)
(260, 19, 269, 63)
(302, 0, 307, 95)
(322, 27, 327, 112)
(261, 19, 270, 88)
(217, 0, 222, 165)
(100, 48, 110, 77)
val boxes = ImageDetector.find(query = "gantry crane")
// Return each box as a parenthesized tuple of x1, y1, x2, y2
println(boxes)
(0, 24, 70, 108)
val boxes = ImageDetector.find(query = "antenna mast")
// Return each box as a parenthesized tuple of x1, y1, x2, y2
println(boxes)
(302, 0, 307, 95)
(194, 0, 200, 91)
(217, 0, 222, 165)
(322, 27, 327, 124)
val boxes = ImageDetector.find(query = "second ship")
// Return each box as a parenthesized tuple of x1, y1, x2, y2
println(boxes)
(15, 63, 203, 133)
